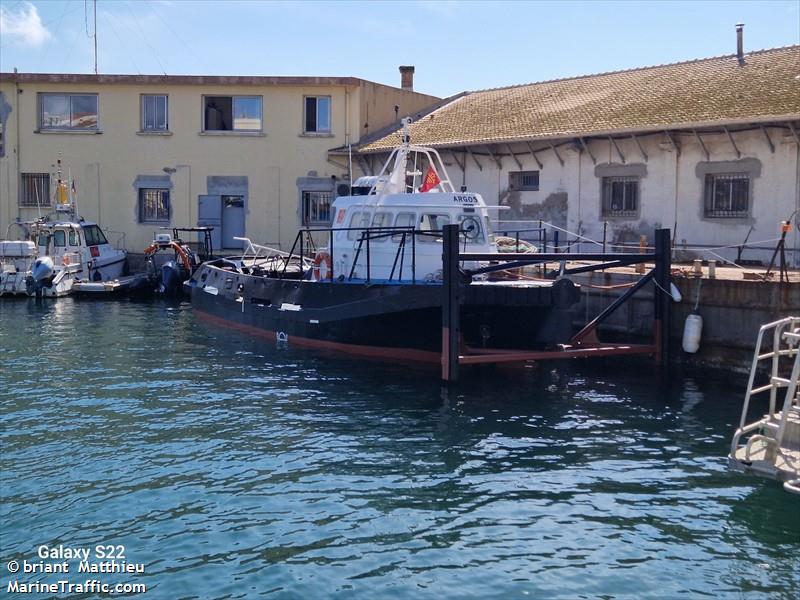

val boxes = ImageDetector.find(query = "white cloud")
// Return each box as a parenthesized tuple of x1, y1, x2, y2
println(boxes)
(0, 2, 52, 47)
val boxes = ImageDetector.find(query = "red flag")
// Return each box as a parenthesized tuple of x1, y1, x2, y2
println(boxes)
(419, 166, 441, 193)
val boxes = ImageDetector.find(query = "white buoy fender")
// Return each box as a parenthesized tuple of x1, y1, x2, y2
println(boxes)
(670, 282, 682, 303)
(682, 313, 703, 353)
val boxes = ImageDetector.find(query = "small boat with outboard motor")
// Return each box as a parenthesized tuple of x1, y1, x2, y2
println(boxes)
(0, 158, 130, 298)
(185, 118, 581, 365)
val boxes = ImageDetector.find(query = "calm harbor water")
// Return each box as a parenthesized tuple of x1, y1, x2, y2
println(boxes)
(1, 298, 798, 599)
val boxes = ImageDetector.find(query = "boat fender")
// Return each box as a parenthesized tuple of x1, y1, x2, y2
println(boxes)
(682, 313, 703, 353)
(313, 252, 333, 281)
(670, 282, 682, 303)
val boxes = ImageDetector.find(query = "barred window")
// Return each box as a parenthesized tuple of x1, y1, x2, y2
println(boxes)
(138, 188, 170, 223)
(20, 173, 51, 207)
(302, 191, 332, 225)
(704, 173, 749, 218)
(509, 171, 539, 191)
(602, 176, 639, 217)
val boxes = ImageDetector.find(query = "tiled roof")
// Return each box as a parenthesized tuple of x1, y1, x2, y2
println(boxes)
(359, 46, 800, 152)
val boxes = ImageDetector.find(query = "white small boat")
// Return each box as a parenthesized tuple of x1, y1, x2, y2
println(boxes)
(729, 316, 800, 495)
(0, 158, 127, 298)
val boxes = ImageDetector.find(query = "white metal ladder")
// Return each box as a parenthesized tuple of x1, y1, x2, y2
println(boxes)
(729, 317, 800, 494)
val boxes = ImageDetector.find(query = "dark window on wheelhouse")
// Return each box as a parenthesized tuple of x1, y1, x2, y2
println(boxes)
(82, 225, 108, 246)
(53, 230, 66, 247)
(704, 173, 749, 218)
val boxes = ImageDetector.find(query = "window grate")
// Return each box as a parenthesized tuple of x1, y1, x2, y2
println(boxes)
(302, 191, 332, 225)
(509, 171, 539, 191)
(704, 173, 749, 218)
(602, 176, 639, 217)
(20, 173, 51, 207)
(138, 188, 170, 223)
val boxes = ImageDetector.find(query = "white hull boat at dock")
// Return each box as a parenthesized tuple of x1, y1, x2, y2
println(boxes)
(0, 158, 127, 298)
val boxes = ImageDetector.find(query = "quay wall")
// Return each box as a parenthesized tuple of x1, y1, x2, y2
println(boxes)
(570, 272, 800, 372)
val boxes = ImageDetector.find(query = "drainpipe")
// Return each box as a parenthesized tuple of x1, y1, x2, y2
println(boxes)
(795, 135, 800, 266)
(14, 68, 21, 226)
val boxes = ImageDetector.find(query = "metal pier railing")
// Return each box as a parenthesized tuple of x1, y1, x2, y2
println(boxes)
(729, 317, 800, 494)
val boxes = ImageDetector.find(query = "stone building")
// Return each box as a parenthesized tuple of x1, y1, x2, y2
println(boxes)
(353, 44, 800, 265)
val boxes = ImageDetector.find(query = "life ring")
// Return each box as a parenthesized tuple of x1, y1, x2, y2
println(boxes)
(62, 255, 70, 266)
(313, 252, 333, 281)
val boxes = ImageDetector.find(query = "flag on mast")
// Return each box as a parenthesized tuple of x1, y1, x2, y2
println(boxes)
(419, 166, 441, 193)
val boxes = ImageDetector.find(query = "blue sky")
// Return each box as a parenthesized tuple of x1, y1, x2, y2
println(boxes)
(1, 1, 798, 98)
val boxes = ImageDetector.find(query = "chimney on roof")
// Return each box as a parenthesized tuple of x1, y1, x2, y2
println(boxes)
(736, 23, 745, 65)
(399, 66, 415, 91)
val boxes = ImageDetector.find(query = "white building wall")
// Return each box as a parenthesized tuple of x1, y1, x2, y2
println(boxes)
(442, 126, 799, 265)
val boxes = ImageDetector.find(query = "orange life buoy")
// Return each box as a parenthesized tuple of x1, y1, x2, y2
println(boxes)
(313, 252, 333, 281)
(62, 255, 70, 265)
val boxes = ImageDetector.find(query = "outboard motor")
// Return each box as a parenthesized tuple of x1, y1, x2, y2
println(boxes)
(159, 260, 182, 296)
(30, 256, 55, 298)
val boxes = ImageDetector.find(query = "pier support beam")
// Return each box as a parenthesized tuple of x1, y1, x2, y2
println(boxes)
(654, 228, 672, 366)
(442, 224, 461, 382)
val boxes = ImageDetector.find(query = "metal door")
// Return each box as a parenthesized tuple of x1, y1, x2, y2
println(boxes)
(221, 195, 245, 249)
(197, 195, 222, 250)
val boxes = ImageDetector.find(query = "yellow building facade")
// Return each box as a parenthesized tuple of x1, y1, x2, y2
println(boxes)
(0, 72, 438, 251)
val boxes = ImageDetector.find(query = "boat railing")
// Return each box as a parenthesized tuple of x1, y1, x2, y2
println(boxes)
(234, 237, 314, 270)
(104, 230, 127, 251)
(57, 252, 81, 268)
(730, 316, 800, 460)
(284, 225, 478, 283)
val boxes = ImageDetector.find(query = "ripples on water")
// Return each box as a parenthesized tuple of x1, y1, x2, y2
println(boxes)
(1, 299, 798, 598)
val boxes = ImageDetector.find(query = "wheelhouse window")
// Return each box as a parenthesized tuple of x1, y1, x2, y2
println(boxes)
(601, 176, 639, 218)
(53, 230, 66, 247)
(704, 173, 749, 218)
(369, 212, 392, 242)
(304, 96, 331, 133)
(141, 94, 168, 131)
(20, 173, 51, 207)
(419, 213, 450, 242)
(346, 212, 370, 240)
(138, 188, 171, 223)
(459, 214, 485, 244)
(392, 212, 415, 241)
(203, 96, 262, 131)
(39, 93, 98, 130)
(509, 170, 540, 191)
(302, 191, 332, 226)
(82, 225, 108, 246)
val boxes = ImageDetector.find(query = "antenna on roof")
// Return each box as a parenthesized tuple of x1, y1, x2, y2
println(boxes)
(401, 117, 412, 144)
